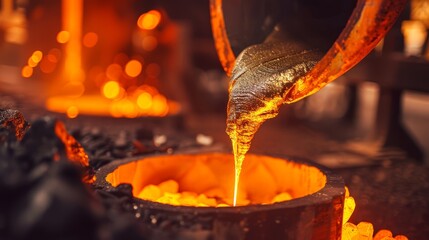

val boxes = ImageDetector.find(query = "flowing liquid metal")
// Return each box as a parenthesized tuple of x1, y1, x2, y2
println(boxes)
(226, 42, 322, 206)
(227, 107, 278, 206)
(229, 124, 249, 206)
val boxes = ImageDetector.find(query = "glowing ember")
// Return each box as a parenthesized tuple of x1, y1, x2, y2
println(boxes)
(62, 0, 84, 85)
(102, 81, 121, 100)
(30, 50, 43, 65)
(124, 60, 143, 78)
(21, 65, 33, 78)
(66, 106, 79, 119)
(46, 91, 179, 118)
(106, 153, 326, 207)
(22, 2, 179, 118)
(54, 120, 89, 168)
(57, 30, 70, 44)
(137, 10, 162, 30)
(137, 179, 293, 207)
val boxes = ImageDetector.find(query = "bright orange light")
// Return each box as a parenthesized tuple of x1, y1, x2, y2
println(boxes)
(125, 60, 143, 78)
(57, 30, 70, 43)
(119, 99, 138, 118)
(137, 10, 161, 30)
(152, 94, 168, 116)
(31, 50, 43, 63)
(83, 32, 98, 48)
(102, 81, 120, 99)
(21, 65, 33, 78)
(62, 82, 85, 98)
(27, 58, 38, 68)
(137, 92, 153, 110)
(66, 106, 79, 118)
(142, 36, 158, 51)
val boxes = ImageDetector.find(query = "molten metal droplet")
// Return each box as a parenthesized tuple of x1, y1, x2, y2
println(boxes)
(343, 196, 356, 224)
(357, 222, 374, 240)
(227, 41, 322, 206)
(374, 229, 393, 240)
(138, 185, 162, 201)
(342, 222, 358, 240)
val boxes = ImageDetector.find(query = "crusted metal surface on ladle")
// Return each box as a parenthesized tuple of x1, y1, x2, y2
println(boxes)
(227, 40, 322, 141)
(226, 41, 323, 205)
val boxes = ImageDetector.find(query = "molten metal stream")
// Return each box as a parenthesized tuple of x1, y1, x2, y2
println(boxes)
(224, 0, 407, 207)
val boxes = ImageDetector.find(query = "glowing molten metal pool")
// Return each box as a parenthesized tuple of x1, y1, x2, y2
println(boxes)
(97, 153, 408, 240)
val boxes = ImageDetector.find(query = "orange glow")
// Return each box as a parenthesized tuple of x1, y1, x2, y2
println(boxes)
(27, 58, 38, 68)
(54, 120, 93, 183)
(342, 187, 408, 240)
(343, 186, 355, 224)
(62, 0, 84, 83)
(106, 153, 326, 206)
(121, 99, 139, 118)
(35, 0, 178, 119)
(106, 63, 122, 80)
(142, 36, 158, 51)
(137, 10, 161, 30)
(31, 50, 43, 63)
(57, 30, 70, 43)
(28, 51, 42, 67)
(102, 81, 121, 99)
(125, 60, 143, 78)
(137, 92, 153, 110)
(66, 106, 79, 118)
(46, 93, 179, 118)
(210, 0, 236, 75)
(83, 32, 98, 48)
(105, 152, 407, 239)
(151, 94, 169, 116)
(21, 65, 33, 78)
(62, 81, 85, 98)
(285, 0, 408, 102)
(54, 121, 89, 167)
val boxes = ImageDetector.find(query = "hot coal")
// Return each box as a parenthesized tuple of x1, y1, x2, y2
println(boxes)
(0, 111, 126, 239)
(0, 108, 29, 142)
(0, 114, 100, 239)
(0, 108, 213, 240)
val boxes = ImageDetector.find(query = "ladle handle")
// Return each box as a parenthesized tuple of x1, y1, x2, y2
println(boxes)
(210, 0, 407, 102)
(284, 0, 408, 102)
